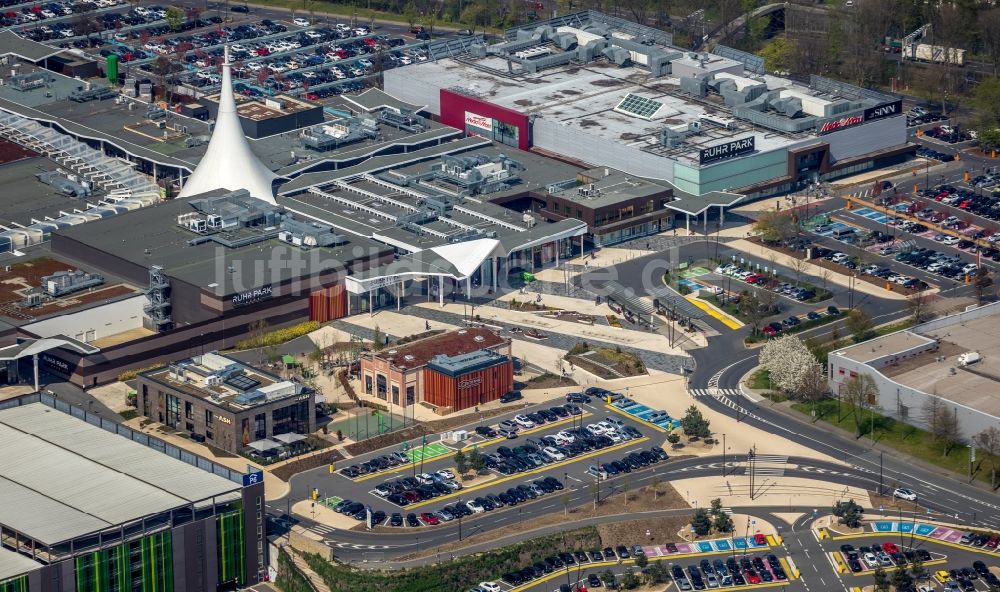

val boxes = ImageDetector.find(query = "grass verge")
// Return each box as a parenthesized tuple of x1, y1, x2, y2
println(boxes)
(790, 399, 998, 488)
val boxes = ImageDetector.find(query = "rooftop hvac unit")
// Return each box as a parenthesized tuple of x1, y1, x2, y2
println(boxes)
(188, 218, 207, 233)
(206, 214, 223, 229)
(205, 374, 223, 386)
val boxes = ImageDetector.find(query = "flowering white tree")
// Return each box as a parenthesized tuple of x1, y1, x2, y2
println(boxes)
(758, 335, 823, 395)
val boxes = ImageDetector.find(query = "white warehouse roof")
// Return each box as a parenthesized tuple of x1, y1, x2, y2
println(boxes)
(0, 403, 241, 545)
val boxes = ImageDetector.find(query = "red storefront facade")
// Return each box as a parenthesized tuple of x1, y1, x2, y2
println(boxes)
(422, 360, 514, 412)
(439, 88, 531, 151)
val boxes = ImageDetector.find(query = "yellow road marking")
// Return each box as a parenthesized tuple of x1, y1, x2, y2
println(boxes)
(685, 295, 743, 330)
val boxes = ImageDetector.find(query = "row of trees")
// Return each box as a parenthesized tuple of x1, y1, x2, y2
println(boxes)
(691, 498, 735, 536)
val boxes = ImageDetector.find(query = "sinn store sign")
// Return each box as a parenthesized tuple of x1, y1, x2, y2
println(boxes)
(863, 100, 903, 123)
(699, 136, 756, 165)
(464, 112, 493, 132)
(458, 377, 483, 389)
(232, 285, 273, 308)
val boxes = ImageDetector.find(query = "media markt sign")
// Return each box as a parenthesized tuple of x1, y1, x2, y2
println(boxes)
(232, 285, 273, 308)
(819, 114, 864, 134)
(464, 111, 493, 132)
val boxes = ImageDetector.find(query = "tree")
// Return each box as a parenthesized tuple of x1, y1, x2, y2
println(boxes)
(974, 268, 993, 303)
(909, 554, 927, 582)
(601, 569, 616, 586)
(891, 565, 913, 590)
(753, 210, 798, 244)
(621, 567, 641, 589)
(738, 290, 765, 334)
(757, 36, 795, 73)
(841, 374, 879, 438)
(336, 429, 344, 441)
(798, 364, 828, 404)
(923, 395, 961, 456)
(971, 76, 1000, 126)
(845, 309, 875, 343)
(165, 5, 185, 30)
(650, 475, 662, 500)
(691, 508, 712, 536)
(710, 498, 724, 515)
(832, 499, 864, 528)
(906, 291, 933, 324)
(634, 552, 648, 569)
(645, 560, 668, 584)
(758, 335, 823, 395)
(371, 325, 385, 351)
(714, 512, 734, 533)
(467, 447, 485, 474)
(453, 450, 467, 475)
(681, 405, 711, 439)
(667, 432, 681, 447)
(561, 492, 570, 515)
(872, 564, 890, 592)
(972, 426, 1000, 489)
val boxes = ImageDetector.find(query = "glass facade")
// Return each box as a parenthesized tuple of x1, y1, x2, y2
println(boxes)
(0, 576, 27, 592)
(74, 531, 172, 592)
(272, 400, 308, 436)
(217, 508, 246, 587)
(165, 395, 180, 429)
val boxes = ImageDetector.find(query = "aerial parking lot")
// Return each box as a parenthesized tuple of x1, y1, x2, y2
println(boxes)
(324, 391, 679, 529)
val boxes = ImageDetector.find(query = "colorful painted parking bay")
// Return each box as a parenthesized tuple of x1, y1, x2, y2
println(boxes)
(611, 398, 681, 431)
(871, 521, 986, 545)
(641, 534, 776, 558)
(403, 441, 451, 463)
(678, 266, 711, 279)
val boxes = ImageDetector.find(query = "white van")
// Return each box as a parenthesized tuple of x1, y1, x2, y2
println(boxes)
(957, 351, 981, 367)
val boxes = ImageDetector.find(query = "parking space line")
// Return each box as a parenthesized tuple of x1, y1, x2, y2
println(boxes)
(402, 437, 650, 509)
(605, 404, 668, 433)
(460, 413, 594, 452)
(830, 531, 998, 556)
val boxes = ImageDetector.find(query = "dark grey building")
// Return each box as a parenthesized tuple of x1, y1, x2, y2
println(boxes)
(138, 352, 316, 454)
(0, 394, 266, 591)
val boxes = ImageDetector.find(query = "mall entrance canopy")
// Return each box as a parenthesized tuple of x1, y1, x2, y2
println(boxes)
(346, 222, 587, 310)
(0, 335, 99, 391)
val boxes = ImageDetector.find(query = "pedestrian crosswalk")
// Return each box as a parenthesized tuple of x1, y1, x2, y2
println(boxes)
(747, 454, 788, 477)
(309, 524, 336, 535)
(690, 388, 742, 398)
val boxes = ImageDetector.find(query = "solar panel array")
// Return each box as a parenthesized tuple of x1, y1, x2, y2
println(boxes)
(615, 94, 663, 119)
(225, 374, 261, 392)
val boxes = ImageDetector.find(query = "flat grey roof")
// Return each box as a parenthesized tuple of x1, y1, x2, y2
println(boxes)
(0, 402, 240, 545)
(52, 193, 390, 297)
(341, 88, 425, 114)
(0, 157, 89, 227)
(0, 546, 42, 580)
(278, 135, 492, 194)
(0, 30, 64, 62)
(553, 170, 670, 207)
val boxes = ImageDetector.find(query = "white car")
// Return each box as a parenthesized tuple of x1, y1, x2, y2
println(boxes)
(465, 499, 485, 514)
(962, 264, 978, 275)
(893, 487, 917, 501)
(941, 235, 960, 246)
(479, 583, 501, 592)
(556, 430, 575, 443)
(415, 472, 434, 485)
(435, 469, 454, 479)
(513, 414, 535, 429)
(292, 17, 310, 26)
(863, 552, 878, 566)
(542, 446, 566, 461)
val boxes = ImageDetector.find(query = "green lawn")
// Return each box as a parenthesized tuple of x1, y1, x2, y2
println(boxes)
(748, 368, 771, 390)
(791, 399, 998, 488)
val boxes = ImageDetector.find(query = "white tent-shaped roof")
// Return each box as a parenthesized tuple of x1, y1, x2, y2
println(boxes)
(178, 46, 278, 203)
(429, 238, 500, 278)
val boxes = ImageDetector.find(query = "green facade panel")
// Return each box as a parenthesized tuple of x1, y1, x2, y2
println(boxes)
(217, 508, 246, 587)
(0, 576, 28, 592)
(73, 531, 172, 592)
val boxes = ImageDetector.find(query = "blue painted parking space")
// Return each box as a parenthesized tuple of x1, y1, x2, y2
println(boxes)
(698, 542, 714, 552)
(734, 538, 749, 549)
(614, 401, 682, 430)
(916, 524, 937, 536)
(898, 522, 914, 533)
(715, 540, 732, 551)
(853, 207, 890, 223)
(874, 521, 895, 532)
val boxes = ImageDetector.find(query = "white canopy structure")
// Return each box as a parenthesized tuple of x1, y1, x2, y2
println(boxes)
(178, 46, 278, 203)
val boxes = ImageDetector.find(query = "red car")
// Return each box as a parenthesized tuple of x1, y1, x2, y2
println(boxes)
(305, 92, 320, 100)
(754, 533, 768, 546)
(744, 570, 761, 584)
(882, 542, 899, 554)
(418, 512, 439, 525)
(762, 326, 778, 337)
(255, 47, 269, 56)
(986, 536, 999, 549)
